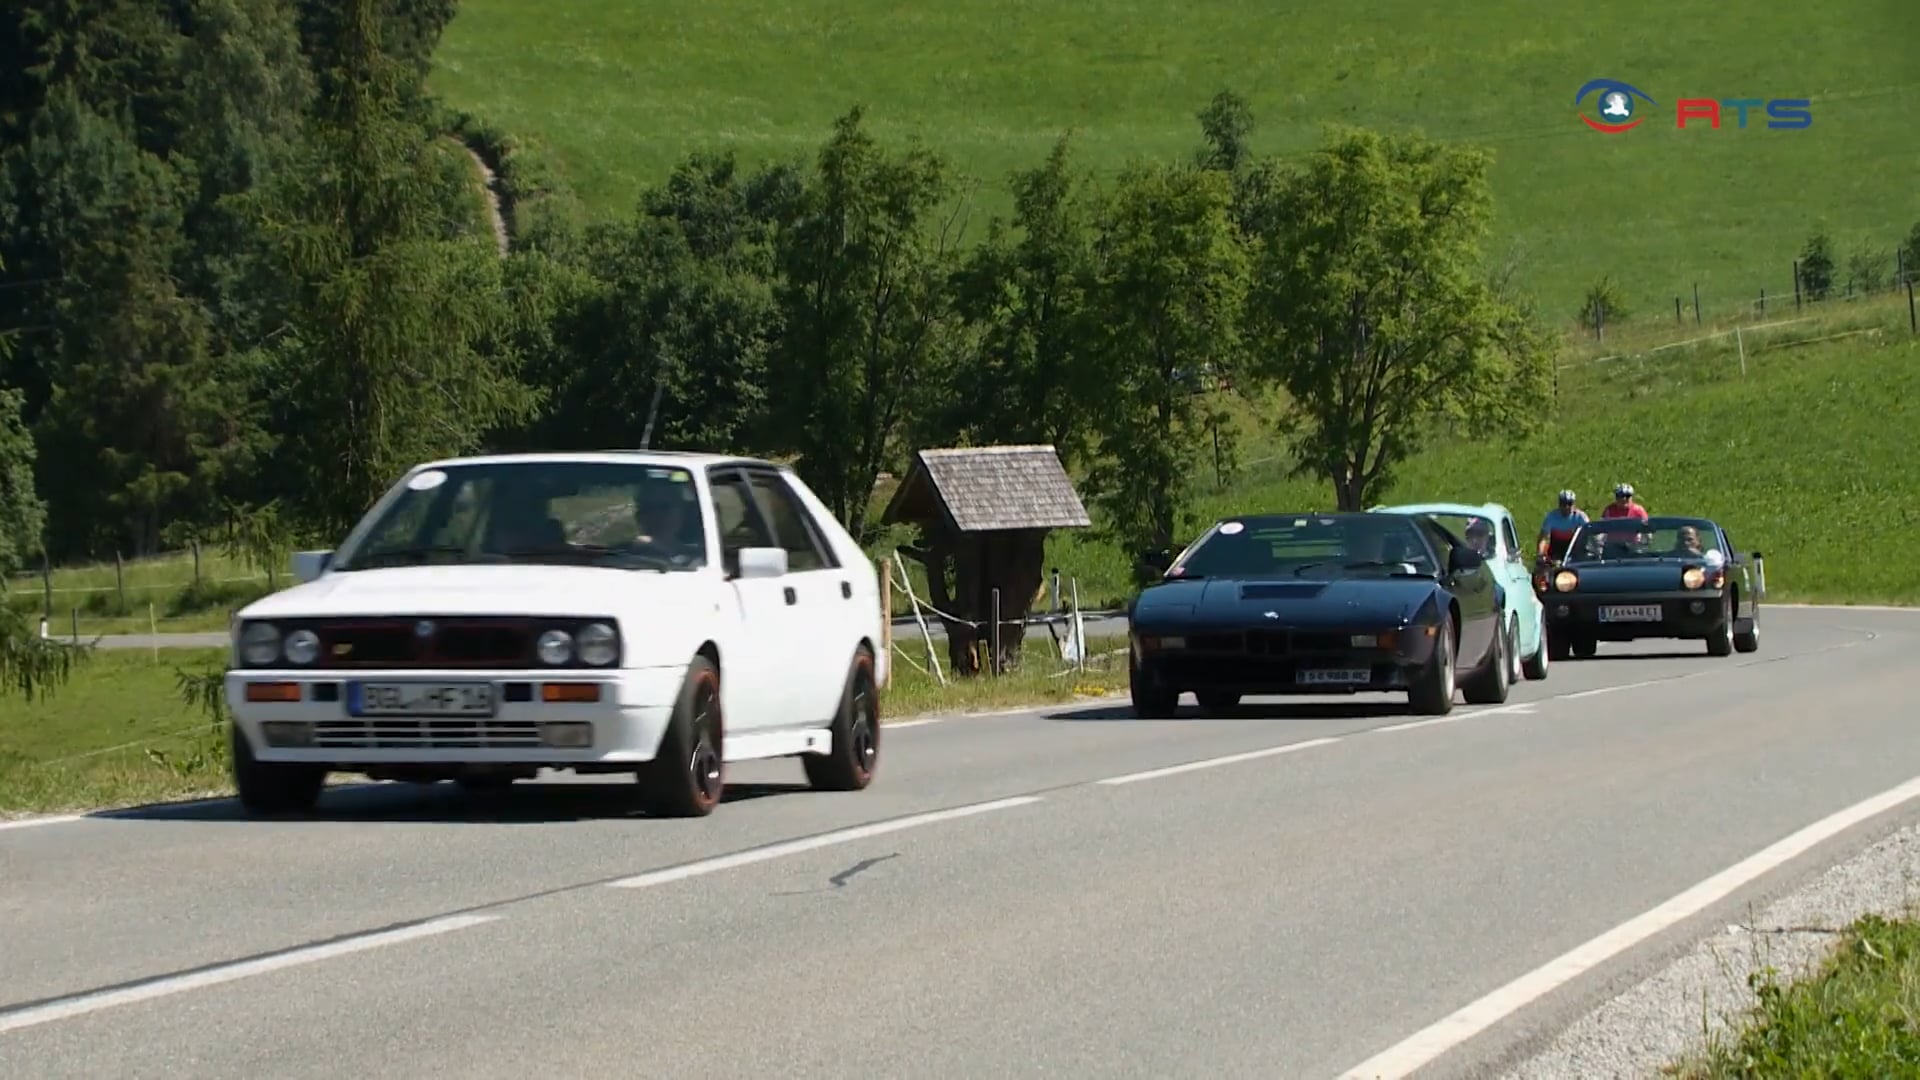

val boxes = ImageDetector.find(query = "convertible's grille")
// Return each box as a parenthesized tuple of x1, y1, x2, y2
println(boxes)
(313, 718, 542, 749)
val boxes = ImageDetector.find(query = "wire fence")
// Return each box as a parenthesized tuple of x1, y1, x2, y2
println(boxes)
(881, 552, 1128, 687)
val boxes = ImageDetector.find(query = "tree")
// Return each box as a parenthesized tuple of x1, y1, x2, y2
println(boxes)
(241, 0, 533, 537)
(1797, 233, 1834, 301)
(0, 386, 44, 576)
(767, 106, 965, 538)
(1082, 161, 1249, 568)
(1243, 125, 1553, 512)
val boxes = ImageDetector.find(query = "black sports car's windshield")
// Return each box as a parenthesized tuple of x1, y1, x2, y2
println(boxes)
(1168, 514, 1438, 580)
(1564, 518, 1725, 565)
(332, 461, 709, 572)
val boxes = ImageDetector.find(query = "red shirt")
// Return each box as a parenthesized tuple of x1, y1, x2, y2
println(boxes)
(1602, 500, 1648, 521)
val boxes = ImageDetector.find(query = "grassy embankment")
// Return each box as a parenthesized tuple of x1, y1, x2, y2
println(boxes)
(1667, 911, 1920, 1077)
(428, 0, 1920, 322)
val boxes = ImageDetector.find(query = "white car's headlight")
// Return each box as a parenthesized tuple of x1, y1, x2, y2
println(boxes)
(536, 629, 574, 665)
(283, 628, 320, 665)
(576, 622, 618, 666)
(240, 622, 281, 665)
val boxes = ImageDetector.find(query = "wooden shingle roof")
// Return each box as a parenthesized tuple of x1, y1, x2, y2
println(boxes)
(881, 445, 1091, 534)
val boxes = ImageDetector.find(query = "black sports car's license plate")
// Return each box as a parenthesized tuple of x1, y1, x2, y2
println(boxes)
(1297, 667, 1371, 686)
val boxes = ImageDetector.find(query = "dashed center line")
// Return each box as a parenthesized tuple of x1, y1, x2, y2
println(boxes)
(1096, 737, 1343, 785)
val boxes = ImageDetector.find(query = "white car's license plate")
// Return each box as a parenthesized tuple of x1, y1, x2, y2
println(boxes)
(349, 682, 495, 717)
(1599, 604, 1662, 623)
(1298, 668, 1371, 686)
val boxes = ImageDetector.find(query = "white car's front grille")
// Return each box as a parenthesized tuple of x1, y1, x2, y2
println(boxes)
(313, 718, 543, 749)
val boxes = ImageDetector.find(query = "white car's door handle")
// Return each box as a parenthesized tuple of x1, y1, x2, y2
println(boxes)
(840, 580, 852, 599)
(783, 586, 797, 606)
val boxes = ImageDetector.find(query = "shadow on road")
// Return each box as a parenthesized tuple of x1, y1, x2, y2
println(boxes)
(86, 779, 815, 824)
(1046, 700, 1414, 723)
(1566, 650, 1712, 662)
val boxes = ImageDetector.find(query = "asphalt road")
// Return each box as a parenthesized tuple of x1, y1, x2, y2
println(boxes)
(90, 613, 1134, 651)
(5, 606, 1918, 1078)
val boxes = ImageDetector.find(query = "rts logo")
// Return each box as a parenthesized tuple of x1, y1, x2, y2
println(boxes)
(1574, 78, 1812, 132)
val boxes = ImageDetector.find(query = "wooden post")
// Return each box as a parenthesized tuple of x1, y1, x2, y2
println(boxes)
(1674, 296, 1682, 323)
(192, 540, 202, 586)
(40, 549, 51, 617)
(149, 602, 158, 663)
(1909, 278, 1917, 334)
(1593, 304, 1603, 342)
(1070, 577, 1085, 672)
(879, 562, 893, 687)
(1736, 324, 1747, 376)
(1693, 282, 1702, 325)
(1793, 260, 1801, 310)
(990, 587, 1001, 677)
(114, 551, 125, 609)
(1759, 287, 1766, 316)
(70, 607, 78, 643)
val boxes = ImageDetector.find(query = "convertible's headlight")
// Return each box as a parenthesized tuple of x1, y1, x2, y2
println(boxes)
(1681, 567, 1706, 590)
(576, 622, 619, 666)
(536, 629, 574, 665)
(1553, 570, 1579, 592)
(240, 622, 281, 665)
(283, 629, 321, 665)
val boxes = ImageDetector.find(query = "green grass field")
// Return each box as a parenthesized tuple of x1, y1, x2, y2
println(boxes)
(428, 0, 1920, 321)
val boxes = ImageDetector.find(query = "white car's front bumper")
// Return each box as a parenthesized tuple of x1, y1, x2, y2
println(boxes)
(224, 665, 688, 766)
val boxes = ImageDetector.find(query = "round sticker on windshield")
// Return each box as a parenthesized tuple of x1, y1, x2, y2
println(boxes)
(1218, 521, 1245, 535)
(407, 469, 448, 491)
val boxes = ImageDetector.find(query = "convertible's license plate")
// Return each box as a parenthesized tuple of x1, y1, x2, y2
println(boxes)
(349, 682, 495, 717)
(1599, 604, 1663, 623)
(1298, 668, 1371, 686)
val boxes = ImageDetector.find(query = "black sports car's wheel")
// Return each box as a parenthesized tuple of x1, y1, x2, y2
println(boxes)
(1733, 602, 1760, 654)
(1129, 656, 1179, 717)
(1195, 690, 1240, 714)
(1462, 615, 1512, 705)
(638, 656, 725, 817)
(1407, 619, 1456, 716)
(1707, 594, 1735, 657)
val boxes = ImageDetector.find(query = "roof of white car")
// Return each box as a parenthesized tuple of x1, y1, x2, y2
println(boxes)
(409, 450, 781, 472)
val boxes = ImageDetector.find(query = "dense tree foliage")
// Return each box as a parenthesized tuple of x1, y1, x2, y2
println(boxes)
(0, 0, 1557, 672)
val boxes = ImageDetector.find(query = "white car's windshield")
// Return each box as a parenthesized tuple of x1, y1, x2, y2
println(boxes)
(332, 461, 708, 572)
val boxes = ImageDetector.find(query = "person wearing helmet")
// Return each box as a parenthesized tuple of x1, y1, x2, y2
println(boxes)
(1537, 489, 1588, 561)
(1601, 482, 1649, 522)
(1463, 516, 1494, 557)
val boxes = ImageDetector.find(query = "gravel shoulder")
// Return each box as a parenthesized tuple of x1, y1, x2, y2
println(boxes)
(1501, 820, 1920, 1079)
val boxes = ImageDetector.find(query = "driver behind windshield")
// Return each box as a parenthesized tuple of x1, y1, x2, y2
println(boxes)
(632, 475, 706, 567)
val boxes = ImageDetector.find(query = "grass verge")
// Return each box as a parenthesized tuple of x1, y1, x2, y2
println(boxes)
(1667, 911, 1920, 1077)
(0, 638, 1127, 816)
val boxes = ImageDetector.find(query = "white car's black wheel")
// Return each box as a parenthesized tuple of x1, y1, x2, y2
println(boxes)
(1407, 618, 1456, 716)
(804, 648, 880, 792)
(639, 656, 725, 817)
(231, 725, 325, 816)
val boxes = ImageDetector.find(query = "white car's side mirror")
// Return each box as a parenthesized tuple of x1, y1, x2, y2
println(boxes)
(735, 547, 788, 580)
(292, 550, 333, 584)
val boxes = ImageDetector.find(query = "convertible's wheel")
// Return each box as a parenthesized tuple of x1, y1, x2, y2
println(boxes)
(1547, 627, 1571, 663)
(231, 725, 326, 816)
(1462, 616, 1512, 705)
(1707, 595, 1736, 657)
(638, 656, 725, 817)
(1522, 619, 1551, 680)
(804, 648, 880, 792)
(1733, 603, 1760, 654)
(1129, 655, 1180, 718)
(1570, 636, 1598, 659)
(1195, 690, 1241, 714)
(1407, 619, 1456, 716)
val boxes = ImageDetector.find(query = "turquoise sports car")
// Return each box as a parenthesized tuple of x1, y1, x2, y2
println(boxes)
(1369, 501, 1550, 682)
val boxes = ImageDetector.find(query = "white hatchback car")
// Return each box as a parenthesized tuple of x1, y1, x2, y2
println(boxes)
(223, 451, 888, 817)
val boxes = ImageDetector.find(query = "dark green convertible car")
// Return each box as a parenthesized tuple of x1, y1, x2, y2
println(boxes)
(1540, 515, 1764, 659)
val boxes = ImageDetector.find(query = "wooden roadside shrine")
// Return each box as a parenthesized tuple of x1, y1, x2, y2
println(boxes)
(880, 445, 1091, 677)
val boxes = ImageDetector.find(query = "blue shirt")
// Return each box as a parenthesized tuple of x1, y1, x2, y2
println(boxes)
(1539, 508, 1588, 556)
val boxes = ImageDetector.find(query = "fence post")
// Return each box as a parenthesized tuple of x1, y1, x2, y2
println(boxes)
(1793, 260, 1801, 310)
(1736, 324, 1747, 376)
(1908, 278, 1917, 334)
(40, 548, 51, 617)
(114, 551, 125, 609)
(1693, 282, 1702, 325)
(1593, 304, 1603, 342)
(878, 562, 892, 688)
(1899, 249, 1908, 288)
(192, 540, 202, 586)
(1070, 577, 1085, 672)
(990, 587, 1001, 677)
(1759, 288, 1766, 317)
(70, 606, 78, 643)
(1675, 296, 1682, 324)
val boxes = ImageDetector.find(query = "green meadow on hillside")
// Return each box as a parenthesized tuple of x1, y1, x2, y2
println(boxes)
(429, 0, 1920, 320)
(1035, 298, 1920, 608)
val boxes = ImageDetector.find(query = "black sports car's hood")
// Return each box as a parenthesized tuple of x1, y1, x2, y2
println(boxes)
(1133, 577, 1439, 628)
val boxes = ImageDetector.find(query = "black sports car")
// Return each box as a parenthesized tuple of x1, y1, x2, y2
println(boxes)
(1127, 511, 1512, 717)
(1539, 515, 1763, 659)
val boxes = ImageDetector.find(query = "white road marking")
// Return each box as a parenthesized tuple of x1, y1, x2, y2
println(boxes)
(1334, 771, 1920, 1079)
(0, 913, 498, 1037)
(606, 795, 1044, 889)
(0, 814, 83, 832)
(1773, 603, 1918, 613)
(883, 717, 945, 730)
(1371, 703, 1536, 734)
(1096, 737, 1342, 786)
